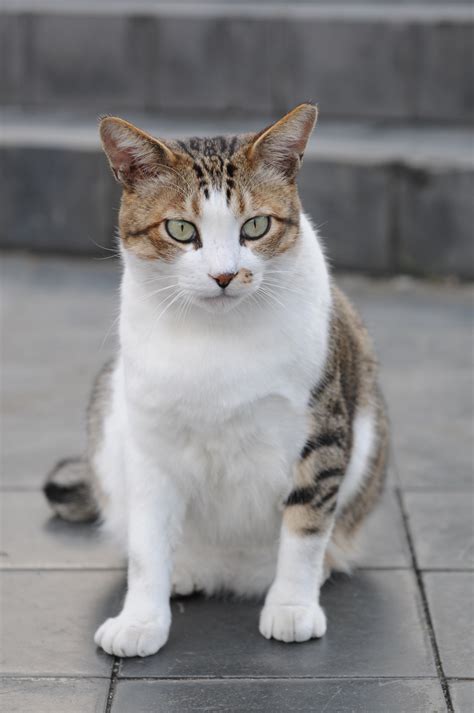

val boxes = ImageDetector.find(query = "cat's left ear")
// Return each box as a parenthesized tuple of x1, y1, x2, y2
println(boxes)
(99, 116, 177, 188)
(248, 103, 317, 180)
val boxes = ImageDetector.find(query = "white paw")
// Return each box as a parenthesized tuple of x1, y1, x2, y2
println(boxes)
(259, 602, 327, 643)
(94, 613, 170, 657)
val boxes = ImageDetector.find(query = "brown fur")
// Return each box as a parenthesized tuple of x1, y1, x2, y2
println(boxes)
(284, 286, 388, 554)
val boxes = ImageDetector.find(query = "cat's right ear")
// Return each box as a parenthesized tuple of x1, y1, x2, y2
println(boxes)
(99, 117, 177, 188)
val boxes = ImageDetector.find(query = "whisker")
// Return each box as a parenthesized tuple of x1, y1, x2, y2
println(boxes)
(140, 274, 182, 286)
(93, 253, 121, 261)
(87, 237, 119, 253)
(260, 290, 285, 310)
(138, 283, 181, 303)
(262, 280, 308, 297)
(99, 312, 121, 352)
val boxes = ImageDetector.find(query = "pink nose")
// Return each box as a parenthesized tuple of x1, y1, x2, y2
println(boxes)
(210, 272, 237, 289)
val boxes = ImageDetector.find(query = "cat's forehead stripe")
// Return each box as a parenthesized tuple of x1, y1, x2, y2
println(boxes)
(177, 134, 241, 158)
(176, 134, 244, 204)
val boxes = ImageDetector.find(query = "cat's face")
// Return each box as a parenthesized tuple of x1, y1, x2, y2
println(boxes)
(100, 104, 316, 314)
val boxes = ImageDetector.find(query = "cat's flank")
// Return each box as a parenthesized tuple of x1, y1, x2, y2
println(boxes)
(44, 104, 388, 657)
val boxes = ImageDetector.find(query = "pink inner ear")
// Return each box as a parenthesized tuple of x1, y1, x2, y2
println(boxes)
(113, 147, 135, 175)
(102, 132, 135, 175)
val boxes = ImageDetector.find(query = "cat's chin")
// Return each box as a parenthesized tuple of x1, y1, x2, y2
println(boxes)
(193, 293, 246, 314)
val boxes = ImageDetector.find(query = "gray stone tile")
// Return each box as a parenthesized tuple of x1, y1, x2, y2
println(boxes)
(0, 491, 124, 569)
(398, 168, 474, 278)
(29, 14, 150, 111)
(0, 570, 122, 676)
(404, 493, 474, 570)
(339, 277, 474, 490)
(299, 161, 391, 272)
(121, 571, 435, 678)
(424, 573, 474, 679)
(0, 146, 116, 254)
(357, 490, 410, 568)
(0, 677, 109, 713)
(449, 680, 474, 713)
(113, 678, 446, 713)
(1, 254, 117, 488)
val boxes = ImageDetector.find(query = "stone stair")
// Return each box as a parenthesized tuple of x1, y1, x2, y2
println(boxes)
(1, 1, 473, 276)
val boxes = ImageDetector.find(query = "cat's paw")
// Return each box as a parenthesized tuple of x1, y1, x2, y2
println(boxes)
(259, 602, 327, 643)
(94, 613, 170, 657)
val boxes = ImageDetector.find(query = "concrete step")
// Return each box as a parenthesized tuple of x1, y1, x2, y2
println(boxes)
(2, 2, 473, 123)
(1, 110, 473, 277)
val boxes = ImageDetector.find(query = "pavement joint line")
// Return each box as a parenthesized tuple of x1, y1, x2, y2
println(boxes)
(113, 675, 445, 682)
(0, 674, 447, 682)
(0, 566, 414, 573)
(395, 487, 454, 713)
(5, 566, 471, 573)
(105, 657, 120, 713)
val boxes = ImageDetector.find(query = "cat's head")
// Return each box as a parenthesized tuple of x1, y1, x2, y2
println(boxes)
(100, 104, 317, 314)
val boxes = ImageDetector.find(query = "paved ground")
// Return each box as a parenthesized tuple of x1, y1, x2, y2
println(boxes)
(1, 252, 473, 712)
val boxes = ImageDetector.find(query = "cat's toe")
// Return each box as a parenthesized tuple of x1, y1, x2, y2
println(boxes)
(94, 614, 169, 657)
(171, 568, 199, 596)
(259, 602, 327, 643)
(171, 566, 202, 597)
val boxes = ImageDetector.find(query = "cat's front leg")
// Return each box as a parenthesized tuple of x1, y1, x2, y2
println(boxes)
(259, 463, 343, 642)
(95, 438, 184, 658)
(259, 521, 332, 643)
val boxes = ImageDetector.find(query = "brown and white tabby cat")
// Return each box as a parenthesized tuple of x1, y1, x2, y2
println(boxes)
(45, 104, 388, 658)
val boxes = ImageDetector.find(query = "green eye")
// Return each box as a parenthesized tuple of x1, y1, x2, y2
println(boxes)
(165, 219, 197, 243)
(241, 216, 270, 240)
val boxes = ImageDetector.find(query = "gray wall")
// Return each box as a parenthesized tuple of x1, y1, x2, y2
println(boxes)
(1, 1, 473, 276)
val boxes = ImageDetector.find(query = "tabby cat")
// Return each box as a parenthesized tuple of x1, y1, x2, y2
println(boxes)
(45, 104, 388, 657)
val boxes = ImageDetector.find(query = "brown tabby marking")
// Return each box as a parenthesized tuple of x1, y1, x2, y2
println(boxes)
(284, 287, 388, 541)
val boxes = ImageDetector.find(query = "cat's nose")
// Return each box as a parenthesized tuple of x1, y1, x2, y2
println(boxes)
(209, 272, 237, 289)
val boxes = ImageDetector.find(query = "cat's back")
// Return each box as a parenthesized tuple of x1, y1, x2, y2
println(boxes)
(328, 283, 380, 413)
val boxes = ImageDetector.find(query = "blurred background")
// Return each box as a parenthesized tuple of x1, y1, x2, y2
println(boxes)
(1, 0, 473, 277)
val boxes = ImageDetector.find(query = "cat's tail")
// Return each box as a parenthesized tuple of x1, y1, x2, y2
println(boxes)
(43, 457, 99, 523)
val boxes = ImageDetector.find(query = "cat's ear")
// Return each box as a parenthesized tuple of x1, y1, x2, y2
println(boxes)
(99, 117, 177, 187)
(248, 103, 317, 179)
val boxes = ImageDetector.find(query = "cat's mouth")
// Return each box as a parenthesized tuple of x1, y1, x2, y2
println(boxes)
(201, 293, 239, 302)
(195, 292, 243, 313)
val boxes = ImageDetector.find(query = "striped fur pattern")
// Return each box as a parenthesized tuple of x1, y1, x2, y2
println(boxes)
(285, 287, 388, 541)
(44, 104, 389, 657)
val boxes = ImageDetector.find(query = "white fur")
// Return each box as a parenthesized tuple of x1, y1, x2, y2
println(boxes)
(336, 407, 376, 513)
(259, 524, 328, 642)
(92, 204, 372, 657)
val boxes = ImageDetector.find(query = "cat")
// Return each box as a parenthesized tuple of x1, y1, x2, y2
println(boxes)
(44, 103, 388, 658)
